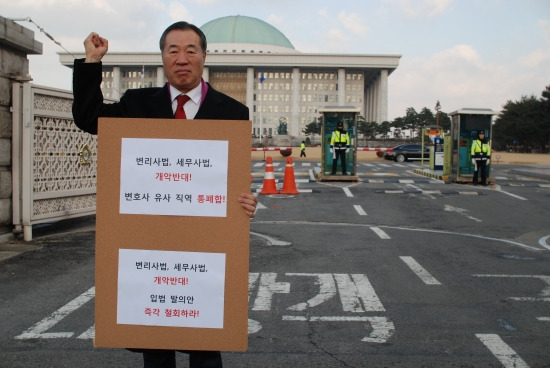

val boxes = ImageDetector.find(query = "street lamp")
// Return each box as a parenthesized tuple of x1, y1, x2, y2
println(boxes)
(435, 100, 441, 126)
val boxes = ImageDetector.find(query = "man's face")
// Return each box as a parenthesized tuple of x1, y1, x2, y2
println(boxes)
(161, 29, 206, 93)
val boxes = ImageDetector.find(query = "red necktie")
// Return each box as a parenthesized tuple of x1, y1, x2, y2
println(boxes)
(174, 95, 190, 119)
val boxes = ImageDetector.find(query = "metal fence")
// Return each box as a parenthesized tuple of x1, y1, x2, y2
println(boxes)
(12, 83, 98, 240)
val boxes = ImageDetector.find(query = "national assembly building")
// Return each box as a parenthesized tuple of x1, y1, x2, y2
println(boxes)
(59, 15, 401, 142)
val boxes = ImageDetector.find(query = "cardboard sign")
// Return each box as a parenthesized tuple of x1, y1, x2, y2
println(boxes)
(94, 118, 251, 351)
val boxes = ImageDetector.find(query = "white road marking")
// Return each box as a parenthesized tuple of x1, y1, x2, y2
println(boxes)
(309, 169, 316, 181)
(444, 204, 482, 222)
(252, 273, 290, 311)
(255, 201, 268, 210)
(15, 286, 95, 339)
(354, 205, 367, 215)
(334, 273, 385, 312)
(250, 231, 291, 246)
(343, 187, 353, 197)
(252, 220, 545, 251)
(494, 185, 527, 200)
(423, 190, 442, 195)
(400, 256, 441, 285)
(473, 274, 550, 302)
(249, 273, 260, 302)
(476, 333, 530, 368)
(539, 235, 550, 251)
(286, 273, 336, 311)
(77, 325, 95, 339)
(370, 227, 391, 239)
(282, 315, 394, 343)
(537, 317, 550, 322)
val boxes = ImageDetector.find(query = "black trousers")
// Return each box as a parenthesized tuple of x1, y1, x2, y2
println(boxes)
(472, 159, 487, 185)
(332, 149, 347, 174)
(137, 349, 222, 368)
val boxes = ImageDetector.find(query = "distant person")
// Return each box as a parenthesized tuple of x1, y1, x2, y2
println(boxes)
(72, 21, 258, 368)
(300, 141, 306, 157)
(471, 131, 491, 186)
(330, 122, 350, 175)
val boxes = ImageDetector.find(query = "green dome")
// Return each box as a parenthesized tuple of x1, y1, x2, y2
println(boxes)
(200, 15, 295, 51)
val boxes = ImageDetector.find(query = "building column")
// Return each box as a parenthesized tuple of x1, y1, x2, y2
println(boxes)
(246, 67, 254, 121)
(202, 66, 209, 83)
(338, 68, 345, 106)
(364, 86, 372, 122)
(246, 67, 255, 136)
(372, 78, 382, 125)
(112, 66, 121, 100)
(378, 69, 388, 123)
(369, 85, 376, 122)
(291, 67, 300, 137)
(156, 66, 164, 87)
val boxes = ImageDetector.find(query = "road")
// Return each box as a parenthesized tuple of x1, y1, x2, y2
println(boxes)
(1, 160, 549, 367)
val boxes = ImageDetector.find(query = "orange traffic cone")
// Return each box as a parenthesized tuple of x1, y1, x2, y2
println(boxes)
(280, 157, 299, 194)
(260, 156, 279, 195)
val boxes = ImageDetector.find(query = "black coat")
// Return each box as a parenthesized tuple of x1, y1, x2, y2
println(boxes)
(72, 59, 249, 135)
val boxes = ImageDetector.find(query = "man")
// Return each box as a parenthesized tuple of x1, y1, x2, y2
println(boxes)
(471, 131, 491, 186)
(72, 21, 258, 368)
(300, 141, 306, 157)
(330, 122, 351, 175)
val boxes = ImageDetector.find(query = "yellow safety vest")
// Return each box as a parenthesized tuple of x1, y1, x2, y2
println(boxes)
(471, 139, 491, 158)
(330, 131, 350, 149)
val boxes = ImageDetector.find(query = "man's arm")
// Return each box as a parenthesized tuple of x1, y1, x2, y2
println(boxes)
(72, 33, 109, 135)
(72, 59, 108, 134)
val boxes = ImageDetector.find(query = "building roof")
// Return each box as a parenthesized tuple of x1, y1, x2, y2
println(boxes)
(200, 15, 296, 54)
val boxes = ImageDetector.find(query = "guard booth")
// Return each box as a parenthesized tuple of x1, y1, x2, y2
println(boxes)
(318, 107, 359, 182)
(448, 108, 497, 183)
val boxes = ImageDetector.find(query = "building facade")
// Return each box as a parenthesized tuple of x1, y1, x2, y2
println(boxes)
(59, 15, 400, 141)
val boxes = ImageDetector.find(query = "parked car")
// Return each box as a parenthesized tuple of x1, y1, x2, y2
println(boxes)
(384, 144, 429, 162)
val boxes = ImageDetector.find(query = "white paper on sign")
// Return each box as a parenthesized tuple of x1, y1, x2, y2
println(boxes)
(117, 248, 226, 328)
(119, 138, 229, 217)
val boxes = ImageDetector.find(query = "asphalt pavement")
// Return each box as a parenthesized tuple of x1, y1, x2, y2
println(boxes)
(2, 160, 550, 367)
(1, 164, 549, 261)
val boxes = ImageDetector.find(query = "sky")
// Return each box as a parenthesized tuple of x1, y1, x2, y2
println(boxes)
(2, 0, 549, 120)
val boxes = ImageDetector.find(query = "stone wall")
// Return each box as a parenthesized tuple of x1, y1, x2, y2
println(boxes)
(0, 15, 42, 237)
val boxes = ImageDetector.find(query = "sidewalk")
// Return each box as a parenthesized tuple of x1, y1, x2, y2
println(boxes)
(0, 216, 96, 262)
(508, 166, 550, 180)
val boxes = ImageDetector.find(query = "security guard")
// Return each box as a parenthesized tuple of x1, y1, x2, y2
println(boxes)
(300, 141, 306, 157)
(330, 122, 351, 175)
(471, 131, 491, 185)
